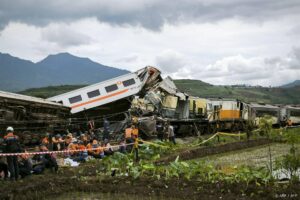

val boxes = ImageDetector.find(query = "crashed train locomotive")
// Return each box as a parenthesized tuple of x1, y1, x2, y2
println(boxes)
(47, 66, 300, 137)
(1, 66, 299, 140)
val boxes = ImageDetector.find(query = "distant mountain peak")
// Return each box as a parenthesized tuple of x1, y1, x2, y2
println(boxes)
(281, 80, 300, 88)
(0, 51, 129, 92)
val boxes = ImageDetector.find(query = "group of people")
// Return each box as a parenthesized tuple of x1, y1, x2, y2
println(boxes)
(0, 122, 141, 181)
(0, 127, 59, 181)
(0, 118, 176, 181)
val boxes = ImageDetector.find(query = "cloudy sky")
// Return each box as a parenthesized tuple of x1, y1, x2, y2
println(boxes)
(0, 0, 300, 86)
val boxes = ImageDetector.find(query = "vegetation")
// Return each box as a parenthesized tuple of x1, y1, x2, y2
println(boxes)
(19, 85, 87, 98)
(174, 79, 300, 104)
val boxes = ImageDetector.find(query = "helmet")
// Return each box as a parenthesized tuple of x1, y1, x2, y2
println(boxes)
(6, 126, 14, 132)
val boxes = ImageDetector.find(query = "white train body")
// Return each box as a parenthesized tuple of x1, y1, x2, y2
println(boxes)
(47, 67, 156, 114)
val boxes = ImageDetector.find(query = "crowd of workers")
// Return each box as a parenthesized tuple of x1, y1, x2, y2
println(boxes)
(0, 119, 176, 181)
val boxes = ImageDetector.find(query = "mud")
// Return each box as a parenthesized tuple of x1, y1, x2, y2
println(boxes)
(156, 139, 272, 164)
(0, 169, 299, 200)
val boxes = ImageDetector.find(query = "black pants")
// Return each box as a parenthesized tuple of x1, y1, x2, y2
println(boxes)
(134, 147, 139, 162)
(125, 138, 133, 152)
(0, 162, 8, 179)
(169, 136, 176, 145)
(7, 156, 19, 180)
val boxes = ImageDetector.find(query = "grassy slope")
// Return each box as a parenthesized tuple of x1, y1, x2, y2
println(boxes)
(19, 85, 86, 98)
(18, 79, 300, 104)
(174, 79, 300, 104)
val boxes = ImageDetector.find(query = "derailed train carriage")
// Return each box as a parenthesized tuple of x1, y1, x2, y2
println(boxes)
(3, 66, 298, 142)
(46, 66, 300, 138)
(0, 90, 70, 145)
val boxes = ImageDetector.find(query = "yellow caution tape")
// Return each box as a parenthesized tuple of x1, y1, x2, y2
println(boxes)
(192, 132, 246, 147)
(197, 133, 219, 145)
(217, 132, 246, 137)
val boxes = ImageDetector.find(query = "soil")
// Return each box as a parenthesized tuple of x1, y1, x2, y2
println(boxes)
(0, 165, 299, 200)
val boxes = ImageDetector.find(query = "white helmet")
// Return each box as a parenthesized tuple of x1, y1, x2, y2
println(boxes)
(6, 126, 14, 132)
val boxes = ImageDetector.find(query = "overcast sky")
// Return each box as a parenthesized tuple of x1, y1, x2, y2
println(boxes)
(0, 0, 300, 86)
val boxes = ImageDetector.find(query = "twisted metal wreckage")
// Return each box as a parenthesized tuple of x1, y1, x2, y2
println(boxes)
(1, 66, 300, 143)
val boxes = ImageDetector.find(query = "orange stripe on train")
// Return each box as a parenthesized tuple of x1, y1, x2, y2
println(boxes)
(71, 89, 129, 109)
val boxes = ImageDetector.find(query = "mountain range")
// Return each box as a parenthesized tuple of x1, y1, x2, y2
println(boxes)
(0, 52, 129, 91)
(1, 52, 300, 104)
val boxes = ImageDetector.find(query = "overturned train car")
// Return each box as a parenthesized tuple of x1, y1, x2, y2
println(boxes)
(0, 91, 70, 145)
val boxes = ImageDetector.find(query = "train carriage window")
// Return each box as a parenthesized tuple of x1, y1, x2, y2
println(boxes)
(87, 89, 100, 98)
(69, 95, 82, 104)
(105, 84, 118, 93)
(123, 78, 135, 87)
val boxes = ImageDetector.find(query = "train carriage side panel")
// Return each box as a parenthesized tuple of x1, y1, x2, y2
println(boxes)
(48, 73, 144, 114)
(219, 100, 241, 120)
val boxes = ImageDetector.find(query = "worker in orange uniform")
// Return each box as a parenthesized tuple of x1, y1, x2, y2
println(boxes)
(4, 127, 22, 181)
(125, 125, 133, 152)
(86, 139, 104, 159)
(131, 125, 139, 161)
(41, 133, 50, 149)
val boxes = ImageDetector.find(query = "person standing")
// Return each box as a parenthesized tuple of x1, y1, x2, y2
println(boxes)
(156, 122, 164, 141)
(103, 118, 110, 140)
(124, 125, 133, 152)
(4, 127, 22, 181)
(168, 124, 176, 145)
(131, 125, 139, 162)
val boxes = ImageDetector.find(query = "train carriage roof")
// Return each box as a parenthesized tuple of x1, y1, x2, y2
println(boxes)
(0, 90, 68, 108)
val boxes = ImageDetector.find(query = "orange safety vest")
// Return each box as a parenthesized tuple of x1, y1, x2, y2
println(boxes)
(41, 137, 49, 145)
(125, 128, 132, 139)
(132, 128, 139, 138)
(4, 132, 17, 139)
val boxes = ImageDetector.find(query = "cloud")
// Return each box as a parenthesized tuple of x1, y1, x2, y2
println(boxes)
(156, 50, 187, 73)
(0, 0, 300, 31)
(157, 48, 300, 86)
(41, 23, 92, 47)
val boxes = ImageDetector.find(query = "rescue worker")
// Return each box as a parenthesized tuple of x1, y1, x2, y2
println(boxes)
(41, 133, 50, 149)
(4, 127, 22, 181)
(125, 125, 133, 152)
(168, 123, 176, 145)
(131, 125, 139, 161)
(64, 133, 73, 148)
(18, 150, 33, 178)
(67, 140, 79, 157)
(75, 141, 88, 162)
(86, 139, 104, 158)
(52, 134, 64, 151)
(38, 144, 58, 172)
(163, 121, 169, 141)
(156, 122, 164, 141)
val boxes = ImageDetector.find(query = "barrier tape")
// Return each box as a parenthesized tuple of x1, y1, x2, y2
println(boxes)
(217, 132, 246, 137)
(192, 132, 246, 146)
(0, 142, 135, 157)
